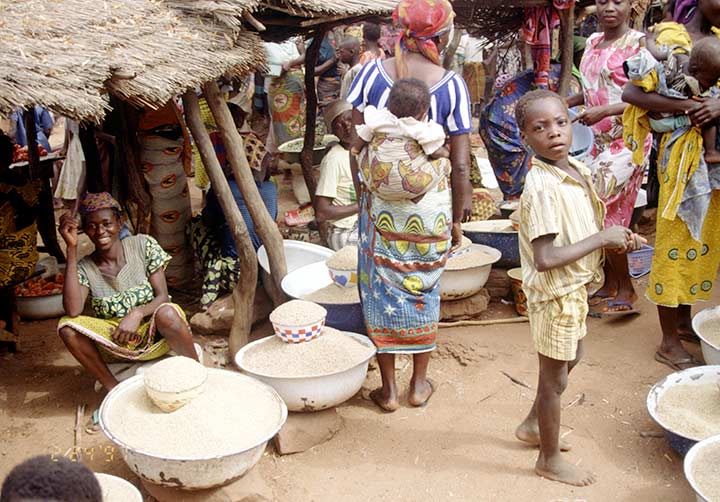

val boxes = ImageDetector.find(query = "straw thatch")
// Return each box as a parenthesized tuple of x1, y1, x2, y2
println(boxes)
(0, 0, 265, 122)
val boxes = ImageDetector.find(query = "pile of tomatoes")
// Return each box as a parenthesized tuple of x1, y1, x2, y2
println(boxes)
(12, 144, 48, 163)
(15, 274, 64, 297)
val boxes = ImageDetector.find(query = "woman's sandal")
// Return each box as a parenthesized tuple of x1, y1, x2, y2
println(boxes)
(588, 292, 614, 307)
(599, 300, 640, 316)
(654, 351, 702, 371)
(85, 409, 101, 435)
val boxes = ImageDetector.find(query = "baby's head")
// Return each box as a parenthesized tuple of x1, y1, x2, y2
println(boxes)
(515, 89, 572, 161)
(0, 455, 102, 502)
(387, 78, 431, 120)
(689, 36, 720, 90)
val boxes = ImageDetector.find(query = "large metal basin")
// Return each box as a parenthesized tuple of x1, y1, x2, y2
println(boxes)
(99, 369, 287, 490)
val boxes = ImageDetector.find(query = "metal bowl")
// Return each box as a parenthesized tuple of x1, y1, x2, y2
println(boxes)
(94, 473, 143, 502)
(461, 220, 520, 268)
(439, 244, 501, 301)
(15, 293, 65, 320)
(277, 134, 339, 165)
(235, 331, 376, 412)
(281, 261, 366, 334)
(647, 365, 720, 457)
(692, 307, 720, 365)
(684, 434, 720, 502)
(99, 369, 287, 490)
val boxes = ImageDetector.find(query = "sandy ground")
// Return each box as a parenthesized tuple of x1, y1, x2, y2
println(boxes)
(0, 278, 710, 501)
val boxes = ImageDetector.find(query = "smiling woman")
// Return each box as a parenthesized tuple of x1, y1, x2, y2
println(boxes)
(56, 192, 198, 392)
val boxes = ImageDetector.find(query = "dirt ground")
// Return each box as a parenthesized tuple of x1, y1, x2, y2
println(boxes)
(0, 275, 710, 501)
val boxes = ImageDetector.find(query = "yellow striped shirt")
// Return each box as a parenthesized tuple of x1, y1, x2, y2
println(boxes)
(519, 157, 605, 305)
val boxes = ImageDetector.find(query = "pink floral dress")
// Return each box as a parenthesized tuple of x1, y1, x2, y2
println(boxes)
(580, 29, 650, 227)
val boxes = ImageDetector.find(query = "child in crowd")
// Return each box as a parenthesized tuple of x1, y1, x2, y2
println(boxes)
(513, 90, 643, 487)
(1, 455, 102, 502)
(360, 23, 385, 65)
(352, 78, 450, 202)
(638, 32, 720, 163)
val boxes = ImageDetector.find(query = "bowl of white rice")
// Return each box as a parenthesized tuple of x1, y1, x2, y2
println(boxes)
(143, 356, 208, 413)
(235, 328, 376, 412)
(94, 473, 142, 502)
(326, 245, 358, 288)
(647, 365, 720, 456)
(100, 369, 287, 490)
(439, 244, 502, 301)
(685, 434, 720, 502)
(693, 307, 720, 365)
(270, 300, 327, 343)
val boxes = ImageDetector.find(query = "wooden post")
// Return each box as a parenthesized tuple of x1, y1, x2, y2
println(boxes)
(24, 110, 65, 263)
(300, 33, 323, 201)
(183, 91, 257, 355)
(557, 5, 575, 97)
(202, 81, 288, 307)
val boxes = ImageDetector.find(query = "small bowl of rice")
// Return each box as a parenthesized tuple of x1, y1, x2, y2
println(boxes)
(326, 245, 358, 288)
(270, 300, 327, 344)
(143, 356, 208, 413)
(95, 473, 142, 502)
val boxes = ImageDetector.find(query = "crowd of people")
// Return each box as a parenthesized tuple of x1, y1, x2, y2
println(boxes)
(3, 0, 720, 492)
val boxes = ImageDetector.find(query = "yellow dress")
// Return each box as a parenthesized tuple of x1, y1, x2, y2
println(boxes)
(623, 23, 720, 306)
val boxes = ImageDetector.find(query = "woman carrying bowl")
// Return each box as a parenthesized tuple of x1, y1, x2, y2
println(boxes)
(57, 192, 198, 391)
(567, 0, 649, 315)
(346, 0, 472, 411)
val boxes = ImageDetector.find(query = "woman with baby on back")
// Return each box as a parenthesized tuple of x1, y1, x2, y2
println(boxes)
(623, 0, 720, 371)
(346, 0, 472, 412)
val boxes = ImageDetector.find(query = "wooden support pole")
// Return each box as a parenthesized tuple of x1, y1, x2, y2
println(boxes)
(557, 5, 575, 97)
(183, 92, 257, 355)
(202, 81, 288, 307)
(300, 33, 324, 202)
(25, 110, 65, 263)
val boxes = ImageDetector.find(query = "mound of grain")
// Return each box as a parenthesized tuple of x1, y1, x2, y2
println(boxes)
(143, 356, 207, 393)
(656, 383, 720, 440)
(270, 300, 326, 326)
(301, 283, 360, 304)
(95, 474, 140, 502)
(446, 247, 497, 271)
(242, 327, 374, 377)
(692, 441, 720, 501)
(698, 320, 720, 348)
(326, 245, 358, 271)
(105, 371, 283, 458)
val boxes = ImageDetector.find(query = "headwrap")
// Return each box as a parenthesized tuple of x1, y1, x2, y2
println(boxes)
(323, 99, 352, 131)
(78, 192, 121, 218)
(393, 0, 455, 78)
(672, 0, 697, 24)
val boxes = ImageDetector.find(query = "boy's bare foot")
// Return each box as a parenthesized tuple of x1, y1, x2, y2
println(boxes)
(515, 420, 571, 451)
(370, 388, 399, 412)
(408, 378, 435, 407)
(535, 455, 596, 486)
(705, 151, 720, 165)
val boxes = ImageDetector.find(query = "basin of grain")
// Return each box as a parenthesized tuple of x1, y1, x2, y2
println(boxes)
(656, 383, 720, 441)
(144, 356, 207, 393)
(241, 327, 374, 378)
(691, 440, 720, 501)
(301, 283, 360, 304)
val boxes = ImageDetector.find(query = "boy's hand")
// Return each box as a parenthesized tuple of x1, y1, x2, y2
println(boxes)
(600, 226, 633, 251)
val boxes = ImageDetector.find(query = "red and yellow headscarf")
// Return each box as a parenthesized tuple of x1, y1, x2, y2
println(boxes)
(393, 0, 455, 77)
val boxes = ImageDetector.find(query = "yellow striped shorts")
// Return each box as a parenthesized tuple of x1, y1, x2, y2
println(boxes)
(528, 287, 588, 361)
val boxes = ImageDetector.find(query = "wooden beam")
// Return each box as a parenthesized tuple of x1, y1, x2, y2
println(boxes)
(25, 110, 65, 263)
(182, 92, 257, 355)
(301, 33, 323, 202)
(557, 5, 575, 97)
(202, 81, 288, 307)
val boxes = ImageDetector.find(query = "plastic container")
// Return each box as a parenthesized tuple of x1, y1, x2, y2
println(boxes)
(627, 244, 654, 279)
(507, 268, 528, 316)
(568, 109, 595, 161)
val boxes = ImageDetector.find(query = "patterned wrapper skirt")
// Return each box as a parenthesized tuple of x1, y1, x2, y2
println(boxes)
(57, 303, 187, 362)
(357, 182, 451, 354)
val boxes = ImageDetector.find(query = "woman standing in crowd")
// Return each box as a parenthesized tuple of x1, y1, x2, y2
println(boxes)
(347, 0, 472, 412)
(622, 0, 720, 369)
(569, 0, 648, 314)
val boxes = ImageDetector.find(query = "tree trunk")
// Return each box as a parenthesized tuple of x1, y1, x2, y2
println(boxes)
(202, 81, 288, 307)
(301, 33, 323, 201)
(182, 92, 257, 355)
(443, 28, 463, 70)
(558, 6, 575, 97)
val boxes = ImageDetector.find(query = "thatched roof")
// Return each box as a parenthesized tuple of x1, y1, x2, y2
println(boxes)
(0, 0, 265, 123)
